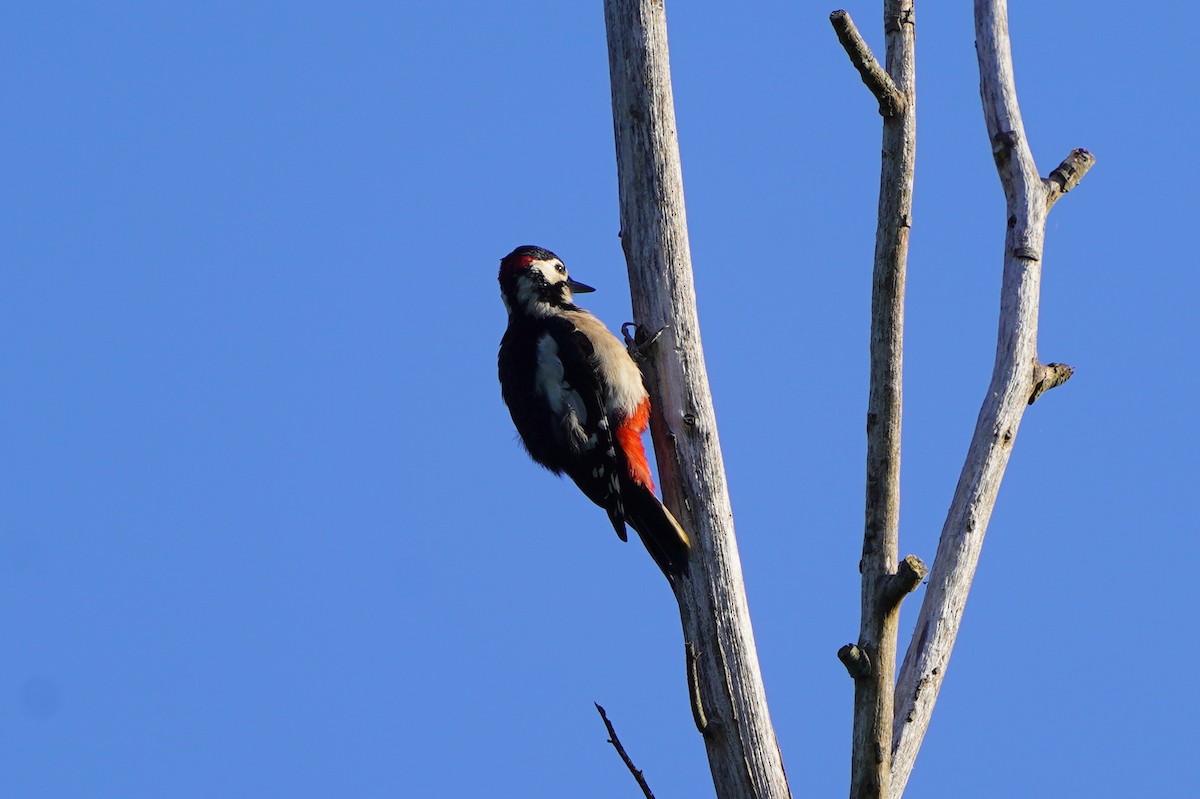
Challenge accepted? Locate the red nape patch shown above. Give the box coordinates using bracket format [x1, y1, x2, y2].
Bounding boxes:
[499, 246, 559, 280]
[615, 398, 654, 491]
[498, 253, 533, 280]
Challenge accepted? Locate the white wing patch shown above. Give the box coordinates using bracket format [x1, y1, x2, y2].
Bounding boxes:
[535, 333, 589, 444]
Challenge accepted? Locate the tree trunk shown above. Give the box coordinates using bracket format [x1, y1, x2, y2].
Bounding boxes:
[604, 2, 792, 797]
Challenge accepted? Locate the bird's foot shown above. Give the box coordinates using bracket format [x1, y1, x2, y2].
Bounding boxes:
[621, 322, 669, 362]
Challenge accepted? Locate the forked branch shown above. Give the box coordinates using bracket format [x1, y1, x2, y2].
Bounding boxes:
[888, 3, 1093, 796]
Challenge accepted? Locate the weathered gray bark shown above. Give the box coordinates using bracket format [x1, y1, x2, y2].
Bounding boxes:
[603, 1, 791, 797]
[887, 2, 1093, 796]
[830, 5, 924, 799]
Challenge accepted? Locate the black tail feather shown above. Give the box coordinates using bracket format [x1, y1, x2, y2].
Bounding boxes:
[620, 479, 691, 580]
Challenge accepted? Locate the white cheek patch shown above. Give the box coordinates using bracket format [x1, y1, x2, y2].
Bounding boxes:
[530, 260, 566, 287]
[515, 260, 570, 317]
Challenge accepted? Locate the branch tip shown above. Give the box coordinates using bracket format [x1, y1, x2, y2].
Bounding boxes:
[595, 702, 657, 799]
[899, 553, 928, 582]
[1046, 148, 1096, 206]
[1029, 362, 1075, 405]
[838, 643, 873, 679]
[829, 9, 907, 117]
[881, 554, 929, 609]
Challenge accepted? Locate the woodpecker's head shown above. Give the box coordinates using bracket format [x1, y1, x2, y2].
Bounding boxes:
[498, 245, 595, 318]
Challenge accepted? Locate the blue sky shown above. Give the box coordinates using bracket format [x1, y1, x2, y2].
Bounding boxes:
[3, 2, 1195, 797]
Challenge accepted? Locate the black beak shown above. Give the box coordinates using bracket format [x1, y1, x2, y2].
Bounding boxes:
[566, 277, 596, 294]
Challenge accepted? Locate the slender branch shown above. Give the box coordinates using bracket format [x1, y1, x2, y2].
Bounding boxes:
[830, 10, 907, 117]
[832, 3, 916, 799]
[603, 2, 791, 798]
[889, 3, 1092, 795]
[596, 703, 657, 799]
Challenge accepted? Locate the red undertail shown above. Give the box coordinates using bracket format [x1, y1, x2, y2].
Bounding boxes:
[614, 397, 654, 490]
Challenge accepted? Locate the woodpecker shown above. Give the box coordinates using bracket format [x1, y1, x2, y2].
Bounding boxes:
[497, 245, 690, 580]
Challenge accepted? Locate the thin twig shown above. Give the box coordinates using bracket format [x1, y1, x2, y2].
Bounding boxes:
[595, 703, 656, 799]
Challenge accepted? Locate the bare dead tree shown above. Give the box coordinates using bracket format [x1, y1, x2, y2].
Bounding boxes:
[598, 1, 1091, 798]
[835, 2, 1092, 797]
[604, 2, 791, 798]
[888, 2, 1093, 794]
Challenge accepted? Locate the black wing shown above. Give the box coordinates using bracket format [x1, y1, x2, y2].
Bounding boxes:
[539, 316, 628, 541]
[499, 315, 628, 540]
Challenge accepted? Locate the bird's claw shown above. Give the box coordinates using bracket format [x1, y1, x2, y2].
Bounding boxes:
[622, 323, 669, 361]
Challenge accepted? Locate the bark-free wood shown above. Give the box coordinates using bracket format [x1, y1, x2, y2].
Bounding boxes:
[603, 2, 791, 797]
[888, 3, 1092, 795]
[830, 5, 919, 799]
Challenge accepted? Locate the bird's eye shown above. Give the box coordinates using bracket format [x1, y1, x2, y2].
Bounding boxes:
[555, 263, 566, 274]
